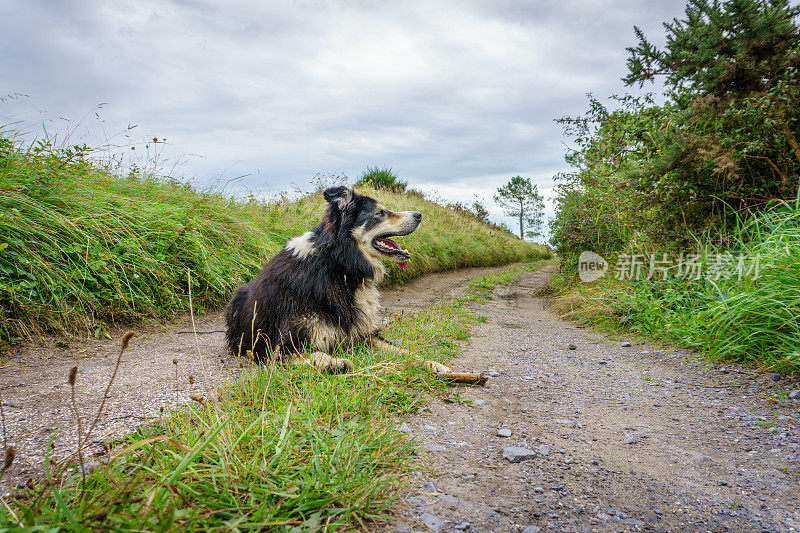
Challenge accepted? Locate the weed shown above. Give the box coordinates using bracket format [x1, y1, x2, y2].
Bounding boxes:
[770, 385, 789, 401]
[442, 391, 473, 406]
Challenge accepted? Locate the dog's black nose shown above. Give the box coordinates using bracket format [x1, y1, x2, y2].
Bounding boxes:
[412, 212, 422, 221]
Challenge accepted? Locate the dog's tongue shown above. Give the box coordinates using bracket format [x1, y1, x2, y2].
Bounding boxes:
[376, 237, 410, 268]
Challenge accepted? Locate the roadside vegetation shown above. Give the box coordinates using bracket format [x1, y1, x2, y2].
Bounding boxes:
[549, 0, 800, 372]
[0, 262, 546, 531]
[0, 138, 549, 348]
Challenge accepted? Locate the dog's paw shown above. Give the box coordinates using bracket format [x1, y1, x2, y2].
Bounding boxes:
[306, 352, 352, 373]
[423, 360, 451, 375]
[328, 356, 353, 373]
[395, 347, 411, 358]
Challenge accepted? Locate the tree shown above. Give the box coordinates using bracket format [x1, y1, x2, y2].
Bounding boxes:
[550, 0, 800, 277]
[622, 0, 800, 221]
[494, 176, 545, 239]
[471, 201, 490, 223]
[624, 0, 800, 98]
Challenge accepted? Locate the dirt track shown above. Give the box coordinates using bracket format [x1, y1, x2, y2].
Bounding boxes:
[0, 264, 507, 492]
[1, 265, 799, 532]
[390, 265, 800, 532]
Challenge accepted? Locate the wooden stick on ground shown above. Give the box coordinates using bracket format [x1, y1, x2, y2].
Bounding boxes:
[439, 372, 488, 386]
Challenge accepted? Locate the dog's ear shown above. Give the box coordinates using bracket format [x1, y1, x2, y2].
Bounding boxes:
[323, 186, 353, 210]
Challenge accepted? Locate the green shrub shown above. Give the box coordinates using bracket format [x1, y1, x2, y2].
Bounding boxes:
[354, 166, 407, 192]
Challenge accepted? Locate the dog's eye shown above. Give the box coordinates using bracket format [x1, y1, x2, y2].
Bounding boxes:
[375, 210, 386, 218]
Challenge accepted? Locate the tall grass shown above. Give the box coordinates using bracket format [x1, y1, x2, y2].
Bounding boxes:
[0, 136, 549, 346]
[553, 199, 800, 372]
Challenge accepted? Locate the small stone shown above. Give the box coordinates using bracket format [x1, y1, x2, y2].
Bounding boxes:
[78, 459, 101, 475]
[597, 512, 611, 521]
[418, 513, 445, 532]
[538, 444, 550, 456]
[454, 521, 471, 532]
[598, 360, 608, 365]
[788, 390, 800, 400]
[772, 374, 782, 382]
[497, 428, 512, 437]
[472, 399, 486, 406]
[522, 526, 541, 533]
[622, 518, 645, 526]
[621, 342, 632, 347]
[423, 424, 437, 431]
[425, 443, 446, 452]
[398, 423, 412, 433]
[653, 508, 662, 515]
[624, 433, 638, 444]
[426, 481, 437, 492]
[392, 523, 412, 533]
[568, 343, 577, 350]
[534, 486, 544, 493]
[502, 446, 536, 463]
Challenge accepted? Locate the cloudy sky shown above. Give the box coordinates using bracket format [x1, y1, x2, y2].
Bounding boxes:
[0, 0, 685, 235]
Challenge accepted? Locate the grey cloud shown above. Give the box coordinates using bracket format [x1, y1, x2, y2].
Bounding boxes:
[1, 0, 686, 230]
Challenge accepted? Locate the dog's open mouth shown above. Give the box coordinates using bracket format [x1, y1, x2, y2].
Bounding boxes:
[372, 236, 411, 268]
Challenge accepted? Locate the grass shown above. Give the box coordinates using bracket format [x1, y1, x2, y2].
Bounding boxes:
[0, 135, 550, 347]
[0, 261, 547, 531]
[552, 198, 800, 373]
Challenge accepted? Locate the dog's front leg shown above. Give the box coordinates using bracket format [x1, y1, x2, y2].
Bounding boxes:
[368, 337, 452, 375]
[298, 351, 352, 373]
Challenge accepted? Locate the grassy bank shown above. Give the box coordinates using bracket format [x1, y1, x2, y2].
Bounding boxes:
[0, 262, 546, 531]
[553, 200, 800, 373]
[0, 137, 549, 346]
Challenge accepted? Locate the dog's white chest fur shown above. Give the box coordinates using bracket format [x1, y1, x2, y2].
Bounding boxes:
[306, 278, 381, 352]
[352, 279, 381, 338]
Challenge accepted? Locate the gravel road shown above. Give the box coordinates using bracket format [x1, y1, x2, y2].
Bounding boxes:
[389, 265, 800, 532]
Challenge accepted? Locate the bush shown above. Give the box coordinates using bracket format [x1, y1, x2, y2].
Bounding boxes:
[354, 166, 408, 192]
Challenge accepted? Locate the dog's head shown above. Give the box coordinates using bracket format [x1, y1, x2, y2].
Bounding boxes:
[323, 186, 421, 269]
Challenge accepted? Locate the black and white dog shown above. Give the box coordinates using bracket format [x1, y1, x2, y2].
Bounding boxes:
[225, 186, 451, 374]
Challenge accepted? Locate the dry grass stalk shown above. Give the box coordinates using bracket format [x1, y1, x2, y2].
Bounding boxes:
[61, 331, 134, 471]
[187, 268, 211, 394]
[67, 365, 87, 495]
[0, 381, 8, 449]
[173, 357, 179, 404]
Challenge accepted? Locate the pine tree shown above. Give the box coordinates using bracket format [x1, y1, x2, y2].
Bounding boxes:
[624, 0, 800, 98]
[494, 176, 545, 239]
